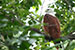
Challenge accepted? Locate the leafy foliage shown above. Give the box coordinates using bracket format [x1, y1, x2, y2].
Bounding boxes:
[0, 0, 75, 50]
[55, 0, 75, 36]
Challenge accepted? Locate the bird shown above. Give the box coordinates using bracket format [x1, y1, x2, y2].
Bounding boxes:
[43, 13, 61, 50]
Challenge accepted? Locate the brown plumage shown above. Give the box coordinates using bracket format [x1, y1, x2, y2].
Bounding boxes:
[43, 14, 60, 39]
[43, 14, 61, 50]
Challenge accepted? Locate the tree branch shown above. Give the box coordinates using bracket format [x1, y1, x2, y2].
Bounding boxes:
[61, 31, 75, 40]
[1, 10, 75, 41]
[29, 15, 41, 23]
[30, 27, 75, 41]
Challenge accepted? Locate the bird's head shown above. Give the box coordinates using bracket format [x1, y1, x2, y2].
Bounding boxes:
[45, 8, 52, 14]
[45, 8, 55, 16]
[46, 8, 51, 13]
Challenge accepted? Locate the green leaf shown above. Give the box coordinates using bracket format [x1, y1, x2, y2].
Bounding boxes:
[19, 41, 30, 50]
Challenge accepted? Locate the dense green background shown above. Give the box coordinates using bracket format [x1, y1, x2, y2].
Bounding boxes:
[0, 0, 75, 50]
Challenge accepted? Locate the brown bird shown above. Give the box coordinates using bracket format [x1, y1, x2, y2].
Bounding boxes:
[43, 14, 61, 50]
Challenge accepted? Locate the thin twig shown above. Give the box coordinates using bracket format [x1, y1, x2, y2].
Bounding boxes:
[29, 15, 41, 23]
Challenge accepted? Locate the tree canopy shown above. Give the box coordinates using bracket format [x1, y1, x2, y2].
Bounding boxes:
[0, 0, 75, 50]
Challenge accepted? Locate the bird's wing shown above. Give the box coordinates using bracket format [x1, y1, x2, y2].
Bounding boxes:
[54, 17, 60, 33]
[47, 15, 60, 34]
